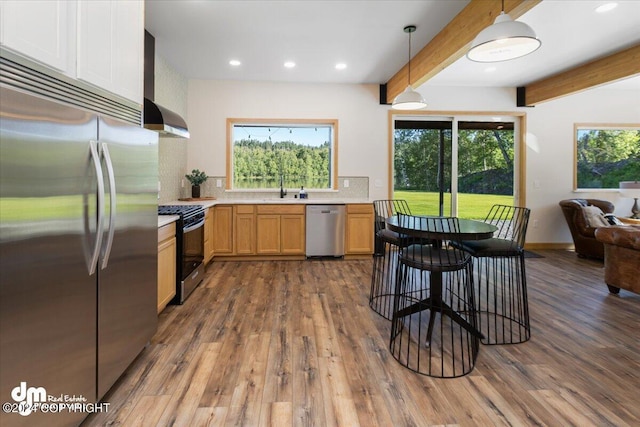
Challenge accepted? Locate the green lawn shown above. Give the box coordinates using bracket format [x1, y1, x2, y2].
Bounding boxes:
[393, 190, 513, 219]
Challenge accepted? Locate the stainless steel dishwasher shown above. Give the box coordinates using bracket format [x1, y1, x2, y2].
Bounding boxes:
[306, 204, 346, 257]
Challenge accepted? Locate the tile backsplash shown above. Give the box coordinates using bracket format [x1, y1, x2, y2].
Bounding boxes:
[158, 140, 370, 202]
[158, 137, 188, 203]
[155, 51, 189, 204]
[191, 176, 369, 200]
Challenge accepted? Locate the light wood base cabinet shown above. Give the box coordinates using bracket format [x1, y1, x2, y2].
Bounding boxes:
[256, 205, 305, 255]
[281, 214, 306, 254]
[256, 214, 280, 254]
[345, 203, 374, 256]
[212, 205, 234, 254]
[210, 203, 370, 260]
[203, 208, 214, 264]
[235, 205, 256, 255]
[157, 223, 176, 314]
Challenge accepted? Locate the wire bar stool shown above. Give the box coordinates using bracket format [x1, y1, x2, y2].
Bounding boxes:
[390, 215, 480, 378]
[370, 200, 413, 320]
[454, 205, 531, 345]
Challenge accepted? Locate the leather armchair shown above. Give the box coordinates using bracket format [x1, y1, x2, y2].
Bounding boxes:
[595, 225, 640, 295]
[559, 199, 614, 259]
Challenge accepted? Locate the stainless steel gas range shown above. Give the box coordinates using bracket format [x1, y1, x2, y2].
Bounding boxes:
[158, 205, 206, 304]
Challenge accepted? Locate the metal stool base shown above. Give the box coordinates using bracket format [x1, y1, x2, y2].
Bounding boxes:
[370, 241, 399, 320]
[390, 258, 480, 378]
[473, 254, 530, 345]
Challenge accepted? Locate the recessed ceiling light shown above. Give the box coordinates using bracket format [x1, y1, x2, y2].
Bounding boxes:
[595, 2, 618, 13]
[284, 61, 296, 68]
[229, 59, 241, 66]
[484, 66, 497, 73]
[335, 63, 347, 70]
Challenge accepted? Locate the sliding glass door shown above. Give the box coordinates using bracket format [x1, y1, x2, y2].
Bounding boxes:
[393, 115, 519, 219]
[394, 119, 452, 216]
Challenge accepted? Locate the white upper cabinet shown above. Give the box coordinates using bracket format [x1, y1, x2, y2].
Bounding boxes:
[0, 0, 76, 73]
[77, 0, 144, 104]
[1, 0, 144, 105]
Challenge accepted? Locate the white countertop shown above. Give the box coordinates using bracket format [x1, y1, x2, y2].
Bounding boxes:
[158, 215, 179, 228]
[161, 198, 371, 208]
[158, 199, 372, 228]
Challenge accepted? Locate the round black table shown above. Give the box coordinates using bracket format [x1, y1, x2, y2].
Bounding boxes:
[386, 215, 497, 241]
[385, 215, 498, 339]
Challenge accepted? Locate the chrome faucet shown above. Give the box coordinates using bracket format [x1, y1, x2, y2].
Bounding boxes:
[279, 175, 287, 198]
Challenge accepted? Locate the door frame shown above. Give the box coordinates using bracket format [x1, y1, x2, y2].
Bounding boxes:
[388, 110, 527, 213]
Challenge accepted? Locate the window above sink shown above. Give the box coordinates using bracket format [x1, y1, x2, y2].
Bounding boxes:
[226, 118, 339, 191]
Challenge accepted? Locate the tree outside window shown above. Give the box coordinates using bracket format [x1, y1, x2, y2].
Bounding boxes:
[393, 119, 515, 218]
[575, 124, 640, 189]
[227, 119, 338, 190]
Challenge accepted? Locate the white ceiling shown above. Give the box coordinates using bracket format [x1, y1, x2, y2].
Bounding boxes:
[145, 0, 640, 92]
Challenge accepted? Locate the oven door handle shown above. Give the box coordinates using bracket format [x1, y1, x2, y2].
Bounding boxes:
[183, 218, 205, 233]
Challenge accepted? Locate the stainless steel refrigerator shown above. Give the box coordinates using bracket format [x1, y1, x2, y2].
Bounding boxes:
[0, 86, 158, 426]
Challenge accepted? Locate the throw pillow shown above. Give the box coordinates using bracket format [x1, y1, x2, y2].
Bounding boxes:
[582, 205, 610, 228]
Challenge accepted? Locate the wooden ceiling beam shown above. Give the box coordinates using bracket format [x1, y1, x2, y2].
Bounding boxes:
[518, 44, 640, 106]
[382, 0, 542, 104]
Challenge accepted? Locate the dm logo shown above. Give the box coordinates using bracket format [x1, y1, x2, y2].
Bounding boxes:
[11, 382, 46, 416]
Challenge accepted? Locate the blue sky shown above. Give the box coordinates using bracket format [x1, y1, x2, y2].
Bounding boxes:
[234, 125, 331, 147]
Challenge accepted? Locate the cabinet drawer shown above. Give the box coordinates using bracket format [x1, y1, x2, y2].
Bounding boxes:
[257, 204, 305, 215]
[158, 223, 176, 243]
[235, 204, 255, 214]
[347, 204, 374, 214]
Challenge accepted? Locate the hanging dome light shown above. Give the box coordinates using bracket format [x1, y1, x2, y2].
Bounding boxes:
[392, 25, 427, 110]
[392, 86, 428, 110]
[467, 1, 541, 62]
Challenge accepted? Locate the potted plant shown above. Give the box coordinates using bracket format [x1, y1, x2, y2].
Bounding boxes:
[185, 169, 208, 198]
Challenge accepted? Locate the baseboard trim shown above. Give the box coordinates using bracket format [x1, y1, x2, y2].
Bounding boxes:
[212, 255, 306, 262]
[524, 243, 574, 251]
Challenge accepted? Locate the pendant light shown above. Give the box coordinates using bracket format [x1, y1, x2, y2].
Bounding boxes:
[467, 0, 541, 62]
[392, 25, 427, 110]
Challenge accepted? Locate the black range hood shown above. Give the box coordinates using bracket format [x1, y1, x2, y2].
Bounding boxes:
[144, 30, 190, 139]
[143, 98, 190, 138]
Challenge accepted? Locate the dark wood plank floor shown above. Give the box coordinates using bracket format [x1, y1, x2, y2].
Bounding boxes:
[82, 250, 640, 426]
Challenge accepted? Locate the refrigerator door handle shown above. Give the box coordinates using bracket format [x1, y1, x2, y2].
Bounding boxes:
[100, 142, 117, 269]
[87, 140, 105, 275]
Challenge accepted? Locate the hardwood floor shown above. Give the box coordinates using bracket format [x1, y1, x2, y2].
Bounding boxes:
[82, 250, 640, 426]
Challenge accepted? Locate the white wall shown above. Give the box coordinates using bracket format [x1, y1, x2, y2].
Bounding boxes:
[523, 87, 640, 244]
[187, 80, 388, 187]
[186, 79, 639, 245]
